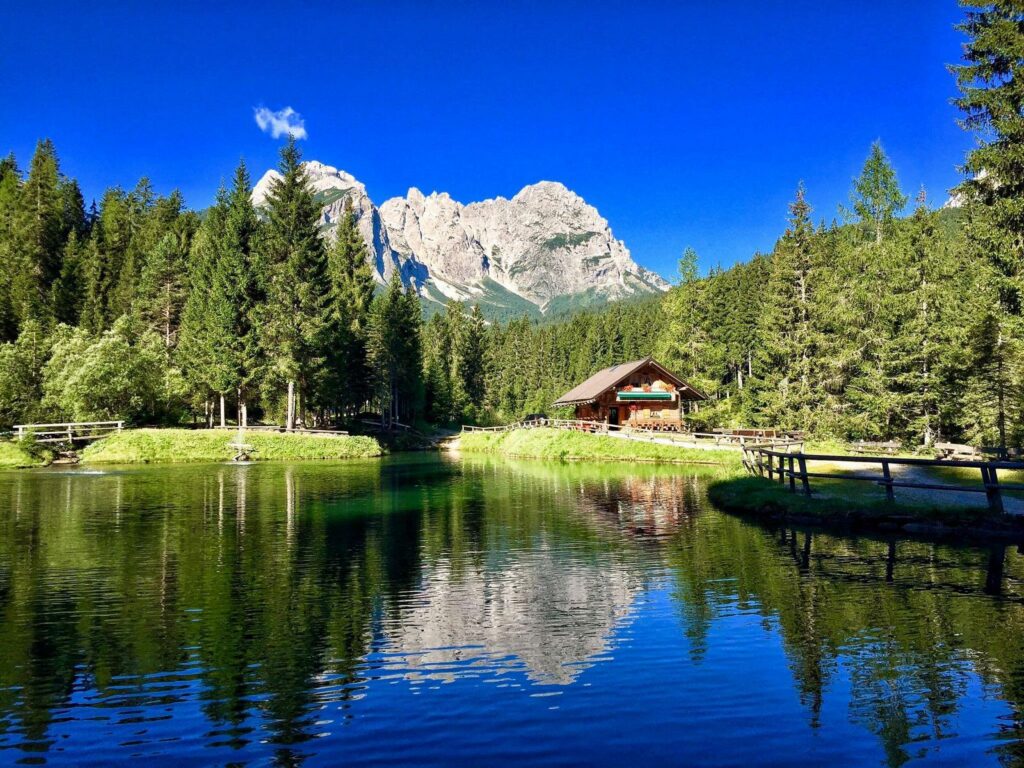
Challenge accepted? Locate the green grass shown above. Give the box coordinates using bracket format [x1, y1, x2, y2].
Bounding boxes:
[458, 427, 743, 467]
[80, 428, 384, 464]
[0, 440, 53, 468]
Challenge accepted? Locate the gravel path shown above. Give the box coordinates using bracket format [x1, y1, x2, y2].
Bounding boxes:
[807, 459, 1024, 515]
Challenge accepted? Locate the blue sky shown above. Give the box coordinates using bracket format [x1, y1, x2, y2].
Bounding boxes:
[1, 1, 970, 280]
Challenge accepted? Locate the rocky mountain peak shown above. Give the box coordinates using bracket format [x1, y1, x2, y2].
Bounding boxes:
[252, 161, 668, 317]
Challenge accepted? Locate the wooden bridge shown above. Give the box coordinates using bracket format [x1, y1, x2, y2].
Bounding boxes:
[14, 421, 124, 444]
[743, 444, 1024, 515]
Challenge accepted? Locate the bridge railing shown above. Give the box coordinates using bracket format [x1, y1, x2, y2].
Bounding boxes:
[742, 445, 1024, 514]
[13, 421, 124, 444]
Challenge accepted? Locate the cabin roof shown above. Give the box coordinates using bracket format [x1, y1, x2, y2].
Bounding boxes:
[552, 357, 707, 406]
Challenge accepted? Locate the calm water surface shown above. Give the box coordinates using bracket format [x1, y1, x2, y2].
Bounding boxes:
[1, 454, 1024, 766]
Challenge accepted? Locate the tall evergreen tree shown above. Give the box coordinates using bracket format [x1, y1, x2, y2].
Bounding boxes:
[0, 154, 21, 341]
[752, 184, 822, 429]
[326, 198, 376, 417]
[177, 216, 222, 422]
[255, 138, 333, 429]
[848, 141, 907, 243]
[952, 0, 1024, 448]
[367, 272, 423, 426]
[12, 139, 65, 328]
[138, 231, 189, 347]
[207, 160, 263, 425]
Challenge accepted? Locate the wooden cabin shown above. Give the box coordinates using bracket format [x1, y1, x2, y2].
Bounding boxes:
[553, 357, 706, 430]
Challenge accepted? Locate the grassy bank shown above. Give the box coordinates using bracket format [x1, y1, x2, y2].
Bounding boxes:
[457, 428, 743, 467]
[0, 440, 53, 468]
[81, 428, 384, 464]
[707, 476, 1024, 540]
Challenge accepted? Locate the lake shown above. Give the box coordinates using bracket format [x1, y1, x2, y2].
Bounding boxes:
[1, 454, 1023, 766]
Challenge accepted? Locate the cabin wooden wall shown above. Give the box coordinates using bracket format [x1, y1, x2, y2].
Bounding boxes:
[573, 362, 684, 427]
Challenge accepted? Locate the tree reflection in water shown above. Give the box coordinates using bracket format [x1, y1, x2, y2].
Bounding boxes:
[0, 455, 1022, 766]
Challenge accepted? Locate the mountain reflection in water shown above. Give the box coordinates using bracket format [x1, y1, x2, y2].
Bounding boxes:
[0, 454, 1023, 766]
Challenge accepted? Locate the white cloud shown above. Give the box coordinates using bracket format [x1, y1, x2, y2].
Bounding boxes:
[253, 106, 308, 140]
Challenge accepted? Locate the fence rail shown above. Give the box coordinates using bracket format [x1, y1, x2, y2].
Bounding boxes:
[461, 419, 803, 451]
[13, 421, 124, 444]
[211, 425, 350, 436]
[742, 445, 1024, 514]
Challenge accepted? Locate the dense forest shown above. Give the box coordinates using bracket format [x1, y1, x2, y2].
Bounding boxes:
[0, 1, 1022, 448]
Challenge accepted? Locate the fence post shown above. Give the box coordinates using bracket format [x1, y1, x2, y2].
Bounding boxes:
[881, 460, 895, 502]
[983, 464, 1005, 515]
[777, 454, 786, 485]
[798, 456, 811, 497]
[788, 455, 796, 493]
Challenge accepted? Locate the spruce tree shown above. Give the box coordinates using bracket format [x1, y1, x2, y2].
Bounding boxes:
[138, 231, 189, 347]
[208, 161, 262, 425]
[256, 138, 333, 429]
[952, 0, 1024, 447]
[0, 154, 21, 341]
[12, 139, 65, 328]
[177, 214, 222, 421]
[326, 198, 376, 417]
[367, 272, 423, 426]
[752, 184, 821, 430]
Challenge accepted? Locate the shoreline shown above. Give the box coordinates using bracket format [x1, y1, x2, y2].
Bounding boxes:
[708, 476, 1024, 543]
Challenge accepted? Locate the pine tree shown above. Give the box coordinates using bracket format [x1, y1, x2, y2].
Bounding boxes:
[752, 184, 821, 429]
[659, 248, 717, 398]
[326, 197, 376, 417]
[0, 154, 21, 341]
[138, 232, 189, 347]
[952, 0, 1024, 447]
[208, 160, 263, 426]
[177, 216, 222, 421]
[12, 139, 65, 328]
[255, 138, 333, 429]
[461, 304, 487, 408]
[81, 188, 133, 332]
[848, 141, 907, 243]
[367, 273, 423, 426]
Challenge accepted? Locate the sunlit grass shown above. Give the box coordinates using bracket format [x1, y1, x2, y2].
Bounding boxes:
[81, 428, 384, 464]
[0, 440, 52, 468]
[458, 428, 744, 467]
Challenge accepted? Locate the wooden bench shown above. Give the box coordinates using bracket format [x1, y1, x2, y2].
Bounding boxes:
[934, 442, 983, 461]
[850, 440, 901, 456]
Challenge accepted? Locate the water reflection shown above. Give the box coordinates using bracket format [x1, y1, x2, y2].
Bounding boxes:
[0, 457, 1023, 765]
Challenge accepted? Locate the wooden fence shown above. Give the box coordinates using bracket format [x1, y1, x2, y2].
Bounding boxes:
[742, 445, 1024, 514]
[13, 421, 124, 444]
[462, 419, 803, 451]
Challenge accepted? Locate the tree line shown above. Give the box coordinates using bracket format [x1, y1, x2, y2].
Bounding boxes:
[475, 1, 1024, 449]
[1, 1, 1021, 447]
[0, 138, 433, 430]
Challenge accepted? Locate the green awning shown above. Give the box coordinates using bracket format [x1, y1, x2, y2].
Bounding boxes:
[616, 391, 673, 401]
